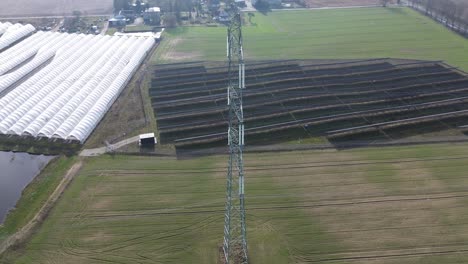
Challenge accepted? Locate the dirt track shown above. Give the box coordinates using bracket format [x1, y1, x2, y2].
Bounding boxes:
[0, 160, 83, 256]
[0, 0, 113, 17]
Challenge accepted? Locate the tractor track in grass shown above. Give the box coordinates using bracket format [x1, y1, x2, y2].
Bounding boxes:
[73, 191, 468, 219]
[97, 153, 468, 173]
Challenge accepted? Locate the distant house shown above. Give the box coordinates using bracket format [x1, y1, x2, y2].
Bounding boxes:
[132, 2, 147, 14]
[252, 0, 281, 8]
[235, 0, 247, 7]
[266, 0, 282, 7]
[108, 15, 126, 27]
[218, 10, 230, 22]
[120, 9, 136, 19]
[143, 7, 161, 25]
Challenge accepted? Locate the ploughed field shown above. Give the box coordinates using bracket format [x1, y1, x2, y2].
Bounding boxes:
[0, 0, 113, 17]
[151, 59, 468, 148]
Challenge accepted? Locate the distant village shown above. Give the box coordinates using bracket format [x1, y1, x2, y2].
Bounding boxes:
[109, 0, 298, 29]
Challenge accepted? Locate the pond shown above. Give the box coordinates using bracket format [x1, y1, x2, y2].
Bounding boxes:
[0, 151, 55, 224]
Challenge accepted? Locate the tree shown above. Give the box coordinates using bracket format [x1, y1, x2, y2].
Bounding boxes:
[444, 0, 458, 26]
[425, 0, 435, 16]
[135, 0, 143, 14]
[114, 0, 129, 13]
[247, 12, 255, 24]
[164, 13, 177, 27]
[254, 0, 270, 14]
[381, 0, 390, 7]
[173, 0, 182, 21]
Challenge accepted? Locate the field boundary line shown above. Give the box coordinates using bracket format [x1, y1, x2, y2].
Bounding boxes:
[0, 159, 83, 256]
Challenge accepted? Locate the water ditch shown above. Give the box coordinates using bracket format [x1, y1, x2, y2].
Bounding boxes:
[0, 151, 54, 224]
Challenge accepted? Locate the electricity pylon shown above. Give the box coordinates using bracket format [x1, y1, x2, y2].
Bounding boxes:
[222, 10, 248, 264]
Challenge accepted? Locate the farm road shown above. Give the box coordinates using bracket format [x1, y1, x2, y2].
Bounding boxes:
[80, 135, 140, 156]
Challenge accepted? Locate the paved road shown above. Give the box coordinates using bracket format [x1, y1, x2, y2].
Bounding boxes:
[80, 136, 140, 156]
[100, 20, 109, 35]
[51, 18, 63, 32]
[134, 17, 144, 25]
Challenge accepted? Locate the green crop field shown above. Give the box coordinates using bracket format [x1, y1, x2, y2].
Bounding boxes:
[6, 143, 468, 263]
[152, 7, 468, 71]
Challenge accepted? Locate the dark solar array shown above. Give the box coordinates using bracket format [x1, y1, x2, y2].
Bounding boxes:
[151, 60, 468, 147]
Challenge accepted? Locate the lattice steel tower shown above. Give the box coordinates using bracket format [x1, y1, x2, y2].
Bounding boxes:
[222, 10, 248, 264]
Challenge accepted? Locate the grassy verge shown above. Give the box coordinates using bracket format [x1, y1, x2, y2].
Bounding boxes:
[124, 25, 154, 32]
[0, 156, 75, 243]
[142, 66, 158, 137]
[105, 28, 117, 36]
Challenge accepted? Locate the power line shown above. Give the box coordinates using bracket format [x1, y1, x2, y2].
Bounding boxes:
[223, 8, 249, 264]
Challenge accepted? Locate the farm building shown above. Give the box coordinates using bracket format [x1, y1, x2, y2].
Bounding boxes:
[139, 133, 156, 146]
[108, 15, 127, 27]
[143, 7, 161, 25]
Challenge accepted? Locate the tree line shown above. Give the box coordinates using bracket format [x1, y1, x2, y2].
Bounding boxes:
[114, 0, 202, 27]
[407, 0, 468, 33]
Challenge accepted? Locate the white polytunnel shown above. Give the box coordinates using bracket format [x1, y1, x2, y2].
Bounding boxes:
[0, 23, 36, 51]
[0, 22, 13, 35]
[0, 27, 155, 143]
[0, 31, 56, 76]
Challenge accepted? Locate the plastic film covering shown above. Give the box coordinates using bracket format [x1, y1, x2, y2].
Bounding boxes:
[0, 23, 35, 51]
[0, 31, 155, 143]
[5, 35, 103, 135]
[68, 37, 155, 141]
[0, 22, 13, 35]
[0, 33, 77, 95]
[0, 31, 53, 76]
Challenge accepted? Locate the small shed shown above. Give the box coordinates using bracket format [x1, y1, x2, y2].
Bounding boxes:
[139, 133, 157, 146]
[109, 15, 127, 27]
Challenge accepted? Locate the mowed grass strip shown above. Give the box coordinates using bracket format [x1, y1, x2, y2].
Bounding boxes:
[152, 7, 468, 71]
[6, 143, 468, 263]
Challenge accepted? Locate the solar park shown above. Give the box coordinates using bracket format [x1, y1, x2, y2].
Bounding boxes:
[6, 5, 468, 264]
[152, 59, 468, 149]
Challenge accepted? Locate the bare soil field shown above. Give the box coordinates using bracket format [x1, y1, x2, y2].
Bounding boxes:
[304, 0, 383, 8]
[0, 0, 113, 17]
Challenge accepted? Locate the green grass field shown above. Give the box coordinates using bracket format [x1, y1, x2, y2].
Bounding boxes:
[6, 143, 468, 263]
[5, 6, 468, 264]
[152, 7, 468, 71]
